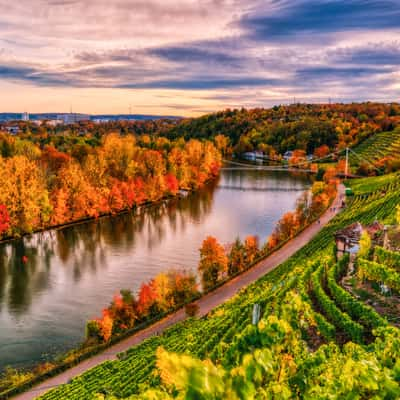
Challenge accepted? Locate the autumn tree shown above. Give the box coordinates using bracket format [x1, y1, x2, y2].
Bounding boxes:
[214, 134, 230, 156]
[167, 269, 198, 305]
[97, 310, 113, 342]
[0, 204, 10, 236]
[198, 236, 228, 290]
[137, 281, 158, 317]
[313, 145, 330, 158]
[0, 156, 51, 234]
[228, 238, 245, 276]
[244, 235, 259, 264]
[108, 291, 137, 333]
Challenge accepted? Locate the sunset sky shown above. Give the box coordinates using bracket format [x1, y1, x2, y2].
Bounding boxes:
[0, 0, 399, 116]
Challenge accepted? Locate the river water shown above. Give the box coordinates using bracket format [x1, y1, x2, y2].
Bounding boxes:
[0, 169, 310, 370]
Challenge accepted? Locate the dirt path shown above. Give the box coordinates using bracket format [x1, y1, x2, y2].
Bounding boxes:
[15, 184, 345, 400]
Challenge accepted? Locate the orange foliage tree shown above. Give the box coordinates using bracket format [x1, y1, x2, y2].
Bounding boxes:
[0, 134, 222, 238]
[198, 236, 228, 290]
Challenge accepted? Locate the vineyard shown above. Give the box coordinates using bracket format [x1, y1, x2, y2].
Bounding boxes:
[349, 128, 400, 169]
[33, 170, 400, 398]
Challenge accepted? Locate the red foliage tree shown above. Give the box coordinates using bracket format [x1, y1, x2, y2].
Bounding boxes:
[164, 173, 179, 195]
[0, 204, 10, 236]
[137, 282, 158, 317]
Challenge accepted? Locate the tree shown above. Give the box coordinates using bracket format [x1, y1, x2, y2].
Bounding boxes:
[313, 145, 330, 158]
[97, 310, 113, 342]
[0, 156, 51, 234]
[214, 134, 230, 156]
[108, 291, 137, 332]
[164, 173, 179, 195]
[152, 273, 173, 313]
[198, 236, 228, 290]
[0, 204, 10, 236]
[137, 282, 158, 317]
[167, 269, 199, 305]
[244, 235, 259, 264]
[228, 238, 245, 276]
[358, 230, 372, 259]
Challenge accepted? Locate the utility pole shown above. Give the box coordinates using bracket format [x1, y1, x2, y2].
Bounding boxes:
[345, 147, 349, 179]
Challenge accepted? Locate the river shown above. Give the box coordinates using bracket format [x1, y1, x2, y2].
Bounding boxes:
[0, 169, 310, 370]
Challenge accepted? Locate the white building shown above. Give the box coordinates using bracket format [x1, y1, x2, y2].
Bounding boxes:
[21, 112, 29, 121]
[57, 113, 90, 124]
[46, 119, 64, 127]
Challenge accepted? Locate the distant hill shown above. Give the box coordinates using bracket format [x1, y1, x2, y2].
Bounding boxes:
[0, 113, 181, 122]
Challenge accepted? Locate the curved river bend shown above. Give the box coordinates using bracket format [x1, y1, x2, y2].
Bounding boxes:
[0, 169, 309, 370]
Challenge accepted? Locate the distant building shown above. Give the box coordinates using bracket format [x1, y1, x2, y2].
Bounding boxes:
[46, 119, 64, 127]
[21, 112, 29, 121]
[5, 126, 20, 135]
[283, 151, 293, 161]
[243, 151, 257, 161]
[57, 113, 90, 124]
[93, 118, 111, 124]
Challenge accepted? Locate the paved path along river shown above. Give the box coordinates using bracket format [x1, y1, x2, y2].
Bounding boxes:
[16, 183, 345, 400]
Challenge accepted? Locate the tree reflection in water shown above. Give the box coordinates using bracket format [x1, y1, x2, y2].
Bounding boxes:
[0, 177, 217, 317]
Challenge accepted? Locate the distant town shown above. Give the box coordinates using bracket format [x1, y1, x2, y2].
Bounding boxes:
[0, 112, 181, 135]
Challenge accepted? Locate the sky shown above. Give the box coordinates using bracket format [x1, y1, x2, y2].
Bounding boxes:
[0, 0, 399, 116]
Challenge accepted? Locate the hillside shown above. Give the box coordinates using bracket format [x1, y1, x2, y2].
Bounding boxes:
[164, 103, 400, 155]
[36, 173, 400, 398]
[349, 128, 400, 174]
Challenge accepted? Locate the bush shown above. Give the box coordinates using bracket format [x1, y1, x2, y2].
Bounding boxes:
[185, 303, 199, 317]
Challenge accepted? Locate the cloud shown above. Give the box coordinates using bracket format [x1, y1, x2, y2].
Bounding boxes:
[0, 0, 399, 115]
[118, 76, 282, 90]
[296, 66, 392, 81]
[331, 42, 400, 65]
[240, 0, 400, 41]
[150, 45, 241, 67]
[0, 64, 75, 86]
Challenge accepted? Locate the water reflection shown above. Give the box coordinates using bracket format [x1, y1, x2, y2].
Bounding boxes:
[0, 178, 218, 318]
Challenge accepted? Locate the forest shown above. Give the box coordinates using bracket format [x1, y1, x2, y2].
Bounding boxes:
[0, 133, 222, 239]
[6, 103, 400, 155]
[164, 102, 400, 154]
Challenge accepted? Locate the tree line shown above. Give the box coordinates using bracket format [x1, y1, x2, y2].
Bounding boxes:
[0, 134, 222, 239]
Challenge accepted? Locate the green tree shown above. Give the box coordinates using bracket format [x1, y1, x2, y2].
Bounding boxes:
[358, 230, 372, 259]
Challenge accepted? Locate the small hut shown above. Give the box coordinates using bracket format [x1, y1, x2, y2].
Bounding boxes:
[335, 221, 385, 259]
[334, 222, 363, 259]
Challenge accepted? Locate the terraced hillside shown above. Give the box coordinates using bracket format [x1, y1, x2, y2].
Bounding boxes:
[349, 128, 400, 168]
[34, 173, 400, 398]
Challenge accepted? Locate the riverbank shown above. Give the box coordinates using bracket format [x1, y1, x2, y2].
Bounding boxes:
[11, 183, 345, 400]
[0, 181, 212, 246]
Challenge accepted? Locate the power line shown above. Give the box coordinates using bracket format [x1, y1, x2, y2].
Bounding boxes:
[347, 147, 382, 173]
